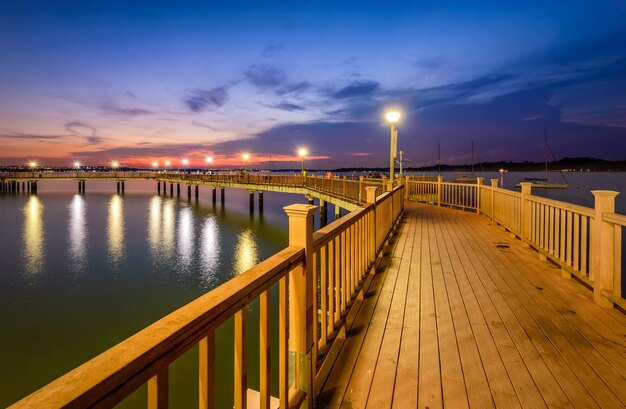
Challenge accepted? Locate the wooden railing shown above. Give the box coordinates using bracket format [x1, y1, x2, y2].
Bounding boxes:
[406, 176, 625, 310]
[10, 185, 405, 408]
[1, 172, 391, 205]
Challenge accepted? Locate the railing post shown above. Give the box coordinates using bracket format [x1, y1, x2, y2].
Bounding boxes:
[437, 175, 443, 206]
[405, 176, 410, 199]
[490, 179, 499, 219]
[366, 186, 378, 267]
[342, 176, 347, 197]
[382, 176, 388, 192]
[476, 177, 484, 213]
[520, 182, 533, 242]
[283, 204, 317, 407]
[591, 190, 619, 308]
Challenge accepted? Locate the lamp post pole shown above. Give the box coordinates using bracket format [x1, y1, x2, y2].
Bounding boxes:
[386, 112, 400, 186]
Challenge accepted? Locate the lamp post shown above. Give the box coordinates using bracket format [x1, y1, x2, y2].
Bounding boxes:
[74, 161, 81, 177]
[112, 161, 119, 177]
[206, 156, 213, 173]
[165, 160, 171, 173]
[386, 111, 400, 185]
[398, 150, 405, 178]
[298, 148, 307, 177]
[152, 161, 159, 172]
[243, 153, 250, 173]
[29, 161, 37, 177]
[499, 168, 505, 188]
[182, 158, 189, 173]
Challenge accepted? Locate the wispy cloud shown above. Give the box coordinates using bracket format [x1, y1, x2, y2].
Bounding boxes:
[245, 64, 286, 90]
[184, 87, 229, 112]
[262, 41, 284, 58]
[267, 102, 306, 112]
[331, 80, 380, 99]
[102, 101, 153, 117]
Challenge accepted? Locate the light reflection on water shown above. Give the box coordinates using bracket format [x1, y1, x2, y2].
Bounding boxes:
[68, 195, 87, 273]
[22, 196, 44, 279]
[178, 207, 194, 268]
[162, 199, 175, 256]
[200, 215, 220, 288]
[148, 196, 161, 253]
[107, 195, 125, 265]
[233, 228, 259, 275]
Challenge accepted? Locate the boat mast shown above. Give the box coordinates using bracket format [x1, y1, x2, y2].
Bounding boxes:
[437, 139, 441, 176]
[471, 140, 474, 176]
[543, 128, 548, 179]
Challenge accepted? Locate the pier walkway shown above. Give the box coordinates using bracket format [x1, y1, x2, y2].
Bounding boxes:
[319, 202, 626, 409]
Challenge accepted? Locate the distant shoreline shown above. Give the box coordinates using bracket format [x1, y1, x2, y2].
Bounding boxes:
[1, 157, 626, 173]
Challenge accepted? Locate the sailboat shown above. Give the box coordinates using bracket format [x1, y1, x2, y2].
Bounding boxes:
[516, 129, 568, 189]
[454, 140, 477, 183]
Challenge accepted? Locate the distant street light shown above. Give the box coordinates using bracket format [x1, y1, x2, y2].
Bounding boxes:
[206, 156, 213, 173]
[152, 161, 159, 171]
[386, 111, 401, 185]
[298, 148, 307, 176]
[499, 168, 505, 188]
[165, 160, 171, 172]
[112, 161, 119, 169]
[74, 162, 81, 169]
[242, 153, 250, 173]
[29, 161, 37, 177]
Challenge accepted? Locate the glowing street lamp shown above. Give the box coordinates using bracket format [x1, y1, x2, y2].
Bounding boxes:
[385, 111, 401, 185]
[29, 161, 37, 177]
[152, 161, 159, 171]
[499, 168, 505, 188]
[298, 148, 307, 176]
[112, 161, 119, 169]
[242, 153, 250, 173]
[74, 161, 81, 169]
[206, 156, 213, 172]
[165, 160, 171, 172]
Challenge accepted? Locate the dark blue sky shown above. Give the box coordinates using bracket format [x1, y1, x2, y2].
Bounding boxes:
[1, 0, 625, 168]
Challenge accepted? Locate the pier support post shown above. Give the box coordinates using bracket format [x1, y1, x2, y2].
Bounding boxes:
[176, 183, 180, 197]
[520, 182, 533, 243]
[17, 181, 20, 192]
[283, 203, 317, 408]
[258, 191, 263, 212]
[187, 185, 192, 200]
[32, 182, 37, 194]
[170, 183, 173, 196]
[162, 181, 166, 193]
[220, 187, 225, 204]
[592, 190, 619, 308]
[195, 185, 199, 199]
[335, 204, 341, 220]
[158, 182, 161, 194]
[249, 190, 254, 211]
[320, 199, 327, 227]
[212, 187, 216, 204]
[78, 181, 82, 193]
[121, 181, 125, 194]
[117, 181, 120, 194]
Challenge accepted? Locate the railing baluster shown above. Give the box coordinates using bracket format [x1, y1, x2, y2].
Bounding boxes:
[260, 290, 270, 409]
[148, 367, 168, 409]
[199, 329, 215, 409]
[321, 245, 328, 346]
[279, 275, 289, 409]
[234, 308, 248, 409]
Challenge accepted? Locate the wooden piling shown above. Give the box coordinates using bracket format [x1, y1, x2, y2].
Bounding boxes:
[258, 191, 263, 212]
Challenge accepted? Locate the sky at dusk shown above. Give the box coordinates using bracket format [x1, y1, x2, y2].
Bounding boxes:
[1, 0, 625, 169]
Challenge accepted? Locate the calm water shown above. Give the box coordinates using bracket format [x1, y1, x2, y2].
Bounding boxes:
[1, 173, 625, 406]
[0, 180, 334, 407]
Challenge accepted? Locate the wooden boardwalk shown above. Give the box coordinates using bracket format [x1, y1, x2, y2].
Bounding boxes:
[318, 202, 626, 409]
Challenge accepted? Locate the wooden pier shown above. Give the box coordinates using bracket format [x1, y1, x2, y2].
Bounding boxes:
[6, 175, 626, 409]
[318, 202, 626, 408]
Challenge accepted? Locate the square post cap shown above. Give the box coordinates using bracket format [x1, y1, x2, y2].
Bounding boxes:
[283, 204, 318, 218]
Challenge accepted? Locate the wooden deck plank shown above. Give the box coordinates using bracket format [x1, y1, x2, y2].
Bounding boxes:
[466, 220, 626, 407]
[391, 214, 422, 409]
[429, 214, 470, 409]
[316, 202, 626, 409]
[443, 215, 574, 409]
[338, 217, 412, 408]
[441, 214, 549, 409]
[457, 214, 614, 408]
[366, 215, 418, 408]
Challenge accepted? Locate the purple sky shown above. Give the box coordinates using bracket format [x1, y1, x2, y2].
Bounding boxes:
[1, 0, 625, 168]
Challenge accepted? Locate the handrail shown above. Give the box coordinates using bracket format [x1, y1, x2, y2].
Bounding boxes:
[9, 180, 405, 408]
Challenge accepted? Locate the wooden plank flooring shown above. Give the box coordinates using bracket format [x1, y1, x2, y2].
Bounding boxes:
[317, 202, 626, 409]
